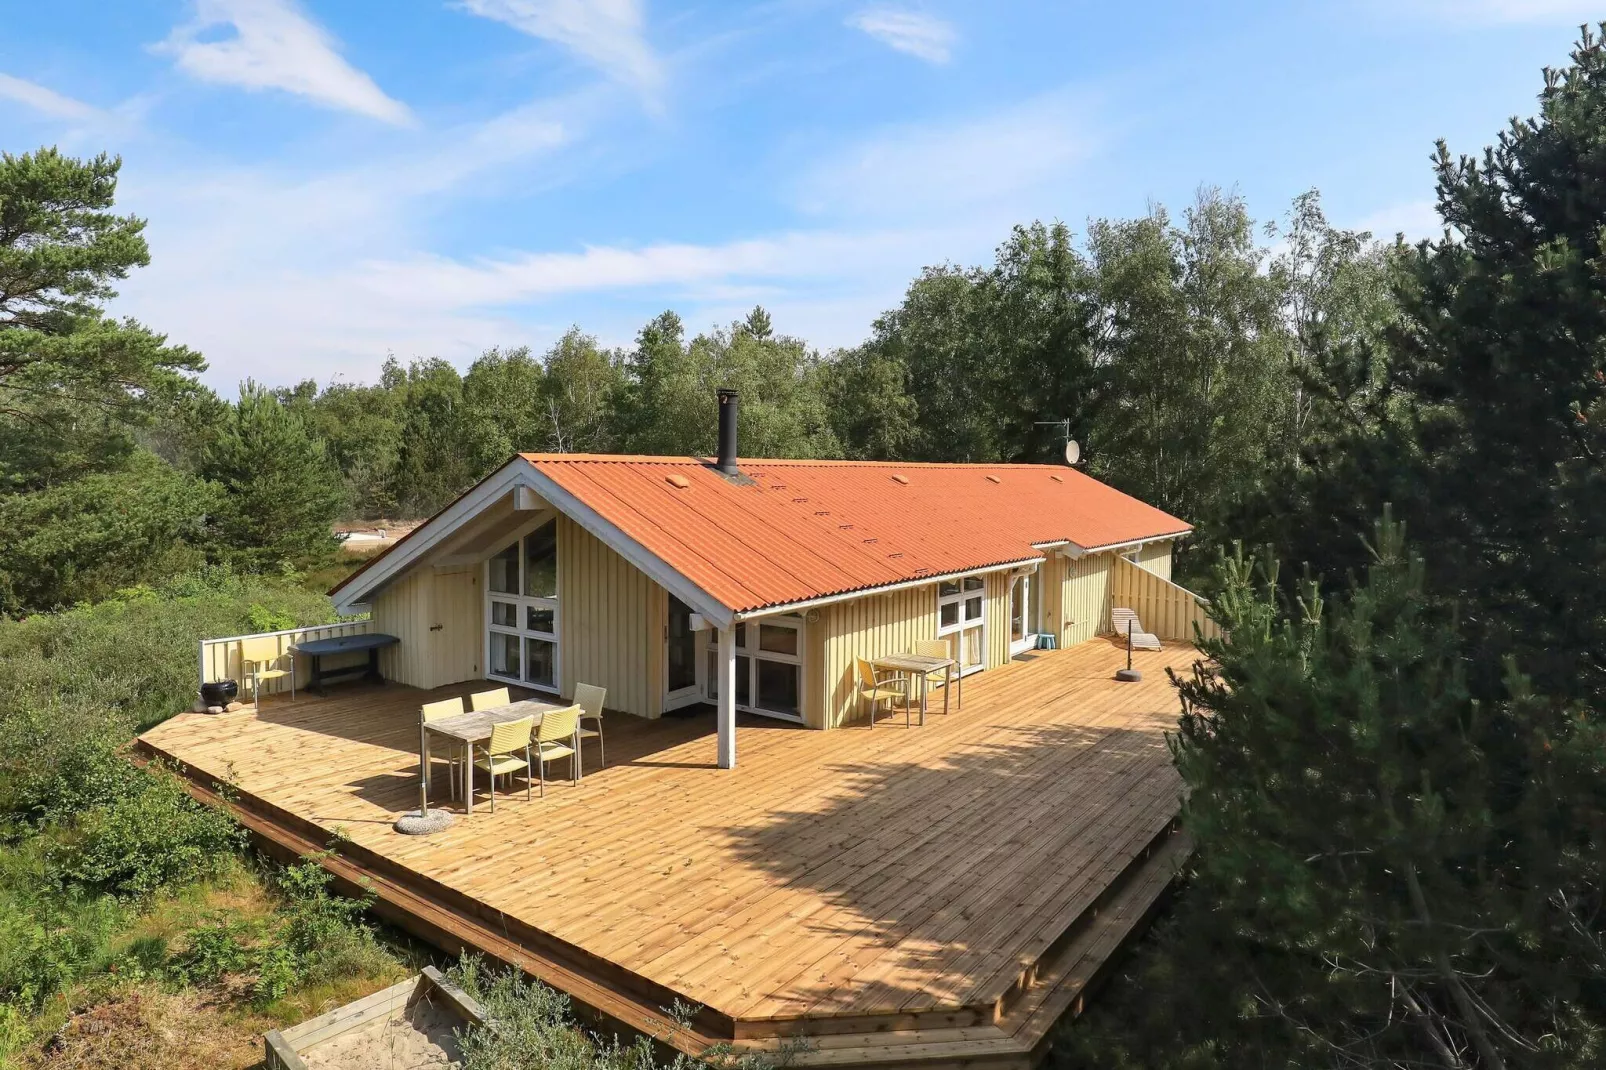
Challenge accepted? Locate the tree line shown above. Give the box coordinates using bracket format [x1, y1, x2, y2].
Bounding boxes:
[0, 143, 1397, 613]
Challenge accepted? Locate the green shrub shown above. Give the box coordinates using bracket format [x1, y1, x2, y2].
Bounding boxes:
[0, 568, 336, 731]
[165, 919, 255, 987]
[46, 767, 242, 899]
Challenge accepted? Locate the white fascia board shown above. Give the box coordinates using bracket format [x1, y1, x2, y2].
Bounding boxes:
[332, 459, 530, 614]
[1064, 531, 1191, 558]
[335, 457, 735, 629]
[734, 556, 1043, 623]
[517, 465, 735, 629]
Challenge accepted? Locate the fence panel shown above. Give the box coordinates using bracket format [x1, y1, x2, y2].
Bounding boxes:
[1109, 556, 1221, 644]
[199, 619, 373, 698]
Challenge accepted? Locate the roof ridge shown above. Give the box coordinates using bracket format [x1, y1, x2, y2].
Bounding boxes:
[520, 453, 1079, 471]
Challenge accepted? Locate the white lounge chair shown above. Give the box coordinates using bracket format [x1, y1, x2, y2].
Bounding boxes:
[1110, 608, 1162, 650]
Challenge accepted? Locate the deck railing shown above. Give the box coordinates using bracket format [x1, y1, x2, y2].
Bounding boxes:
[199, 619, 373, 698]
[1110, 555, 1222, 644]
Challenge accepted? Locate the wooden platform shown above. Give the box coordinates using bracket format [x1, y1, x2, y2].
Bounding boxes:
[138, 641, 1198, 1069]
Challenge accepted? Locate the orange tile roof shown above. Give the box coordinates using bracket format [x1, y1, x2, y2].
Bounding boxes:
[521, 454, 1190, 614]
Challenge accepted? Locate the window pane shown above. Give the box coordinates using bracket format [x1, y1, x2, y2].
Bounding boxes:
[523, 521, 558, 598]
[755, 659, 799, 716]
[526, 605, 555, 634]
[489, 543, 519, 594]
[491, 601, 517, 628]
[964, 595, 983, 621]
[735, 623, 747, 648]
[1011, 580, 1026, 641]
[525, 638, 556, 688]
[961, 627, 984, 669]
[1028, 572, 1041, 632]
[940, 601, 958, 628]
[738, 655, 751, 706]
[490, 631, 520, 677]
[706, 650, 718, 699]
[963, 575, 984, 592]
[939, 581, 960, 598]
[758, 624, 797, 656]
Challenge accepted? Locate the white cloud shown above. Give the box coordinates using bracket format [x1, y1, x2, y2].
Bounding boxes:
[795, 90, 1095, 220]
[847, 8, 956, 64]
[0, 72, 99, 120]
[156, 0, 411, 125]
[457, 0, 663, 99]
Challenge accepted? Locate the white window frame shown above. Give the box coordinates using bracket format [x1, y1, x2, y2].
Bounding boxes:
[937, 575, 988, 676]
[484, 521, 561, 694]
[1008, 566, 1042, 657]
[703, 616, 807, 723]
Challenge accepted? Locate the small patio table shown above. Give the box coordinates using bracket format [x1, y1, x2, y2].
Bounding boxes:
[870, 653, 960, 727]
[420, 698, 571, 816]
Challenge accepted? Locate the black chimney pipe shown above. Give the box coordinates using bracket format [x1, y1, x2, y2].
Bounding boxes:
[716, 389, 739, 474]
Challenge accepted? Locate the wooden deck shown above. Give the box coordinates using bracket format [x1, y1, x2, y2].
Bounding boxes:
[138, 640, 1198, 1068]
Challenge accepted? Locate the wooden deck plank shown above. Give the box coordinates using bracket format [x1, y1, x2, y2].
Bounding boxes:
[138, 640, 1193, 1063]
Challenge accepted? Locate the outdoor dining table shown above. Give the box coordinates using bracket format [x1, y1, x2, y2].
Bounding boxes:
[870, 652, 960, 727]
[419, 698, 569, 815]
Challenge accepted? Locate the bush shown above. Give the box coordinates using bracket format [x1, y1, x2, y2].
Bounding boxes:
[0, 568, 336, 731]
[47, 768, 243, 899]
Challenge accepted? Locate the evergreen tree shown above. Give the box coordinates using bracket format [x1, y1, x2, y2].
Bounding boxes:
[201, 383, 342, 571]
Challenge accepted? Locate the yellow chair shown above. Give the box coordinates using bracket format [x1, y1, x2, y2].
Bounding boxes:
[912, 640, 955, 713]
[472, 715, 534, 811]
[470, 687, 511, 712]
[854, 658, 907, 728]
[421, 697, 466, 798]
[532, 705, 580, 795]
[240, 636, 295, 707]
[572, 683, 607, 770]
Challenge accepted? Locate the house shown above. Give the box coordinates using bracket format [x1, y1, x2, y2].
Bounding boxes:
[327, 391, 1195, 767]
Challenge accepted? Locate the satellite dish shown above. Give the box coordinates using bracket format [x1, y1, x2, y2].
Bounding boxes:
[1064, 440, 1081, 466]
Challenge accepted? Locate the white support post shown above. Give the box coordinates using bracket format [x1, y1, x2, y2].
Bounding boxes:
[716, 625, 737, 769]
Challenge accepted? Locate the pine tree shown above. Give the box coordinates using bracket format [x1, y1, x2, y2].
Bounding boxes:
[201, 383, 342, 571]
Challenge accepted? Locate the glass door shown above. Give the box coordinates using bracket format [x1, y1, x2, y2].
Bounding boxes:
[1009, 571, 1039, 656]
[704, 618, 806, 723]
[485, 520, 559, 693]
[665, 596, 702, 710]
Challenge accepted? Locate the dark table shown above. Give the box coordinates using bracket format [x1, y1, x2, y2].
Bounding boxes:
[290, 633, 400, 695]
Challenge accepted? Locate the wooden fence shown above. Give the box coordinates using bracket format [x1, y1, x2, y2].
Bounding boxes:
[199, 619, 372, 698]
[1110, 555, 1221, 644]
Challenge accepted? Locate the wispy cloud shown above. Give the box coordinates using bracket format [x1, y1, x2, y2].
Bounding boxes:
[457, 0, 664, 100]
[0, 72, 99, 120]
[847, 8, 957, 64]
[156, 0, 412, 125]
[795, 89, 1094, 220]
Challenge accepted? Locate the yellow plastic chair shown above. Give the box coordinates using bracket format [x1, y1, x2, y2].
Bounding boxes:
[240, 636, 295, 706]
[421, 697, 466, 798]
[572, 683, 607, 771]
[532, 705, 580, 796]
[470, 687, 511, 712]
[912, 639, 955, 713]
[854, 658, 907, 728]
[472, 715, 534, 811]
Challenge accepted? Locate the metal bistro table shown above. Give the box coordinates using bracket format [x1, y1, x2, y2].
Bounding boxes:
[290, 632, 400, 695]
[420, 698, 572, 815]
[870, 652, 961, 727]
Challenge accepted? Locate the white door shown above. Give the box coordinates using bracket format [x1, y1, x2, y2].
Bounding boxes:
[938, 576, 987, 674]
[1009, 572, 1038, 656]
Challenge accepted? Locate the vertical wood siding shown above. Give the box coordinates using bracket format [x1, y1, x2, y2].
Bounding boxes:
[1059, 551, 1115, 646]
[1110, 555, 1220, 642]
[986, 571, 1010, 668]
[557, 515, 660, 718]
[369, 566, 482, 690]
[1132, 539, 1174, 581]
[818, 585, 939, 730]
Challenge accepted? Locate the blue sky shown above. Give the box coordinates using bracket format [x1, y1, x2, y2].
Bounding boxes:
[0, 1, 1595, 389]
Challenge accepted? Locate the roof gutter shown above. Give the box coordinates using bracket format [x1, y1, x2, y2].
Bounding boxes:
[733, 556, 1045, 623]
[1059, 531, 1191, 559]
